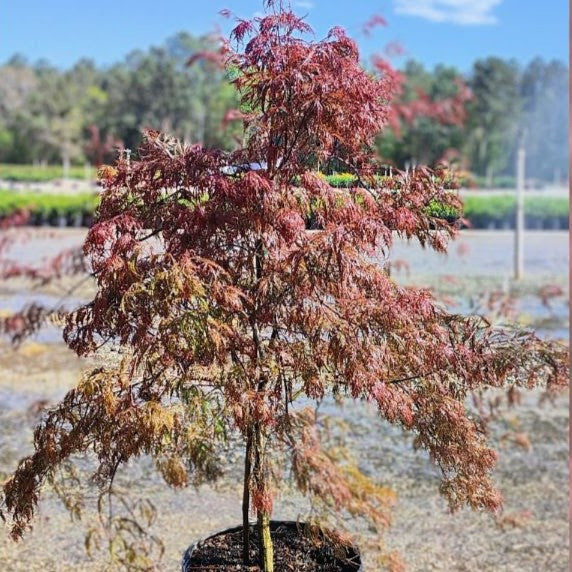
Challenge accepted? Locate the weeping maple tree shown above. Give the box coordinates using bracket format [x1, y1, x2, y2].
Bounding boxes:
[2, 2, 567, 571]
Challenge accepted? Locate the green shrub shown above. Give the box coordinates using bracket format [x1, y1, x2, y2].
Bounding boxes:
[0, 164, 94, 182]
[0, 190, 99, 222]
[324, 172, 357, 188]
[0, 188, 567, 229]
[462, 194, 569, 227]
[462, 194, 515, 223]
[525, 197, 569, 218]
[0, 192, 30, 217]
[425, 200, 460, 220]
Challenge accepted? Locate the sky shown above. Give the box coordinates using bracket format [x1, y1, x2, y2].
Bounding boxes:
[1, 0, 568, 74]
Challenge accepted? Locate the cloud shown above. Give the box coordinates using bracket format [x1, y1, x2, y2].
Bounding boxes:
[394, 0, 503, 25]
[294, 0, 315, 10]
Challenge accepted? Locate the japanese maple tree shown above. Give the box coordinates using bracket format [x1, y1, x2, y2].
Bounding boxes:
[2, 2, 567, 571]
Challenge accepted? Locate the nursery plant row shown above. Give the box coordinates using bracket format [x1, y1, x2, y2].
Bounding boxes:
[461, 194, 569, 229]
[0, 163, 565, 194]
[0, 191, 98, 227]
[0, 164, 95, 182]
[0, 189, 568, 230]
[0, 166, 469, 189]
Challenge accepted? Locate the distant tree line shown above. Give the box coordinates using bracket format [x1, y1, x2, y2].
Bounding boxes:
[378, 57, 568, 186]
[0, 33, 241, 174]
[0, 31, 568, 185]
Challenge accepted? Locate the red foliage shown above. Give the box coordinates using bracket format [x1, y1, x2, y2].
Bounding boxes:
[371, 56, 472, 136]
[384, 41, 406, 59]
[84, 124, 123, 167]
[456, 241, 471, 257]
[226, 11, 392, 178]
[0, 303, 67, 347]
[221, 108, 248, 129]
[362, 14, 388, 37]
[186, 49, 226, 70]
[0, 221, 88, 346]
[0, 209, 32, 230]
[537, 283, 565, 309]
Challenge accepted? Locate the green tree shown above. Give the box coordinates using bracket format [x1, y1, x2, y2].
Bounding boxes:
[0, 57, 38, 162]
[102, 33, 239, 152]
[465, 57, 521, 185]
[22, 59, 106, 174]
[520, 58, 568, 184]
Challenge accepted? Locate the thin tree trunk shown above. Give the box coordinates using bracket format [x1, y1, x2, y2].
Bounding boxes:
[253, 422, 273, 572]
[486, 164, 494, 188]
[250, 237, 274, 571]
[62, 149, 70, 181]
[258, 511, 273, 572]
[242, 426, 253, 565]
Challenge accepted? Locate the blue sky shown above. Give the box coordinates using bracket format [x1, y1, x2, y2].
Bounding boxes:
[2, 0, 568, 73]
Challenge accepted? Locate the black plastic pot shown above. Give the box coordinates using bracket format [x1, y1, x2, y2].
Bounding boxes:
[30, 211, 43, 226]
[181, 520, 362, 571]
[70, 211, 84, 227]
[428, 214, 462, 230]
[82, 211, 94, 227]
[47, 209, 67, 227]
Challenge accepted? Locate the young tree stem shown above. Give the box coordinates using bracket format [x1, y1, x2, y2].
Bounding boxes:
[254, 422, 273, 572]
[258, 510, 273, 572]
[242, 425, 253, 565]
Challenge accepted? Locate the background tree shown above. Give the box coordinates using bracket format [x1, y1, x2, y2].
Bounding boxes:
[375, 60, 469, 168]
[84, 124, 123, 167]
[20, 59, 107, 174]
[0, 56, 39, 163]
[0, 43, 568, 187]
[464, 57, 521, 186]
[101, 32, 240, 152]
[519, 58, 568, 184]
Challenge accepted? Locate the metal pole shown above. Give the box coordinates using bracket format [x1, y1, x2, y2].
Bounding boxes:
[514, 144, 525, 280]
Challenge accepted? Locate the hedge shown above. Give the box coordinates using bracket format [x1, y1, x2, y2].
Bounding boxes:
[0, 189, 568, 230]
[462, 194, 569, 228]
[0, 191, 98, 226]
[0, 164, 94, 182]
